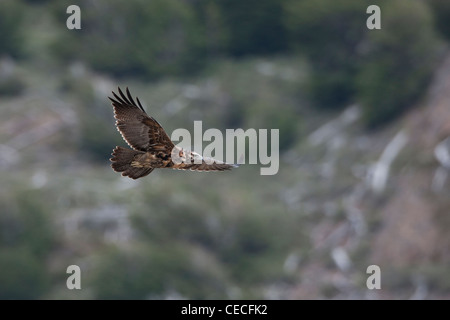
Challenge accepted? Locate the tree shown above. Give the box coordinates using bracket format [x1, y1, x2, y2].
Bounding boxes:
[357, 0, 439, 128]
[284, 0, 367, 109]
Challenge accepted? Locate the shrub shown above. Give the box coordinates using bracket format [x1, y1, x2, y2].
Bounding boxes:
[92, 245, 225, 299]
[216, 0, 288, 57]
[0, 189, 55, 258]
[357, 0, 439, 128]
[284, 0, 367, 109]
[0, 248, 49, 299]
[428, 0, 450, 42]
[0, 189, 55, 299]
[67, 82, 121, 162]
[52, 0, 205, 79]
[0, 1, 25, 58]
[0, 73, 26, 97]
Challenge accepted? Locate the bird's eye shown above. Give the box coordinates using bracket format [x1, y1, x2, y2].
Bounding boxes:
[179, 151, 184, 157]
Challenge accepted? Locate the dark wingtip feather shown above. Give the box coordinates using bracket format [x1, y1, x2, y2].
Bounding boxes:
[136, 97, 144, 110]
[126, 87, 133, 101]
[109, 86, 147, 113]
[119, 87, 128, 103]
[111, 90, 127, 105]
[126, 87, 140, 109]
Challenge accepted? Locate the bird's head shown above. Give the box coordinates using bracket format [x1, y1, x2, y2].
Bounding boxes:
[172, 146, 188, 164]
[172, 147, 203, 164]
[178, 148, 187, 162]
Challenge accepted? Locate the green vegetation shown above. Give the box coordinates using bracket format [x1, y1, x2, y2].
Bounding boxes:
[285, 0, 440, 127]
[35, 0, 444, 128]
[284, 0, 367, 109]
[0, 189, 55, 299]
[357, 0, 439, 128]
[51, 0, 205, 78]
[0, 1, 25, 58]
[0, 0, 449, 299]
[215, 0, 288, 57]
[429, 0, 450, 42]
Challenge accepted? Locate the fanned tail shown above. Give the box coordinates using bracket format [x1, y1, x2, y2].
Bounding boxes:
[110, 146, 154, 179]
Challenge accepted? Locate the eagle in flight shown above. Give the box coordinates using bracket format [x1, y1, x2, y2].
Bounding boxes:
[109, 87, 238, 179]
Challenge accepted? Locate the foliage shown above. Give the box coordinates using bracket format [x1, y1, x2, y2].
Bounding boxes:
[0, 73, 26, 97]
[0, 189, 55, 258]
[0, 0, 449, 300]
[285, 0, 440, 128]
[284, 0, 367, 109]
[0, 1, 25, 58]
[74, 84, 121, 162]
[23, 0, 51, 4]
[52, 0, 205, 79]
[356, 0, 439, 128]
[0, 189, 56, 299]
[215, 0, 288, 57]
[428, 0, 450, 42]
[127, 172, 306, 294]
[0, 248, 49, 299]
[49, 0, 292, 79]
[92, 245, 220, 299]
[48, 0, 444, 129]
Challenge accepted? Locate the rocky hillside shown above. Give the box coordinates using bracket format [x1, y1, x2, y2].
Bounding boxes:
[285, 52, 450, 299]
[1, 51, 450, 299]
[1, 0, 450, 299]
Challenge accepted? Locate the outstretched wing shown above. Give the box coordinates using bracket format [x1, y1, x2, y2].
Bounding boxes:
[109, 87, 174, 152]
[173, 156, 239, 172]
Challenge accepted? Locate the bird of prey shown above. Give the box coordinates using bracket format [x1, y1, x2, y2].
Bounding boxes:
[109, 87, 238, 179]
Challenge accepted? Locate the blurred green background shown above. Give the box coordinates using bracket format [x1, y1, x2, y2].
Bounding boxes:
[1, 0, 450, 299]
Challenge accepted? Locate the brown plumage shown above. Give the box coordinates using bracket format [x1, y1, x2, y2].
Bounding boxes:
[109, 87, 238, 179]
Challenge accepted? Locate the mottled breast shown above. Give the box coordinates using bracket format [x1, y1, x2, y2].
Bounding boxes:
[131, 152, 171, 168]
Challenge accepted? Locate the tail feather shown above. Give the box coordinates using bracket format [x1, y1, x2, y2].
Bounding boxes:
[110, 146, 154, 179]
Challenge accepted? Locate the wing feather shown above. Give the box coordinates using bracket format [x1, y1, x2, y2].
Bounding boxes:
[174, 156, 239, 172]
[109, 87, 174, 152]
